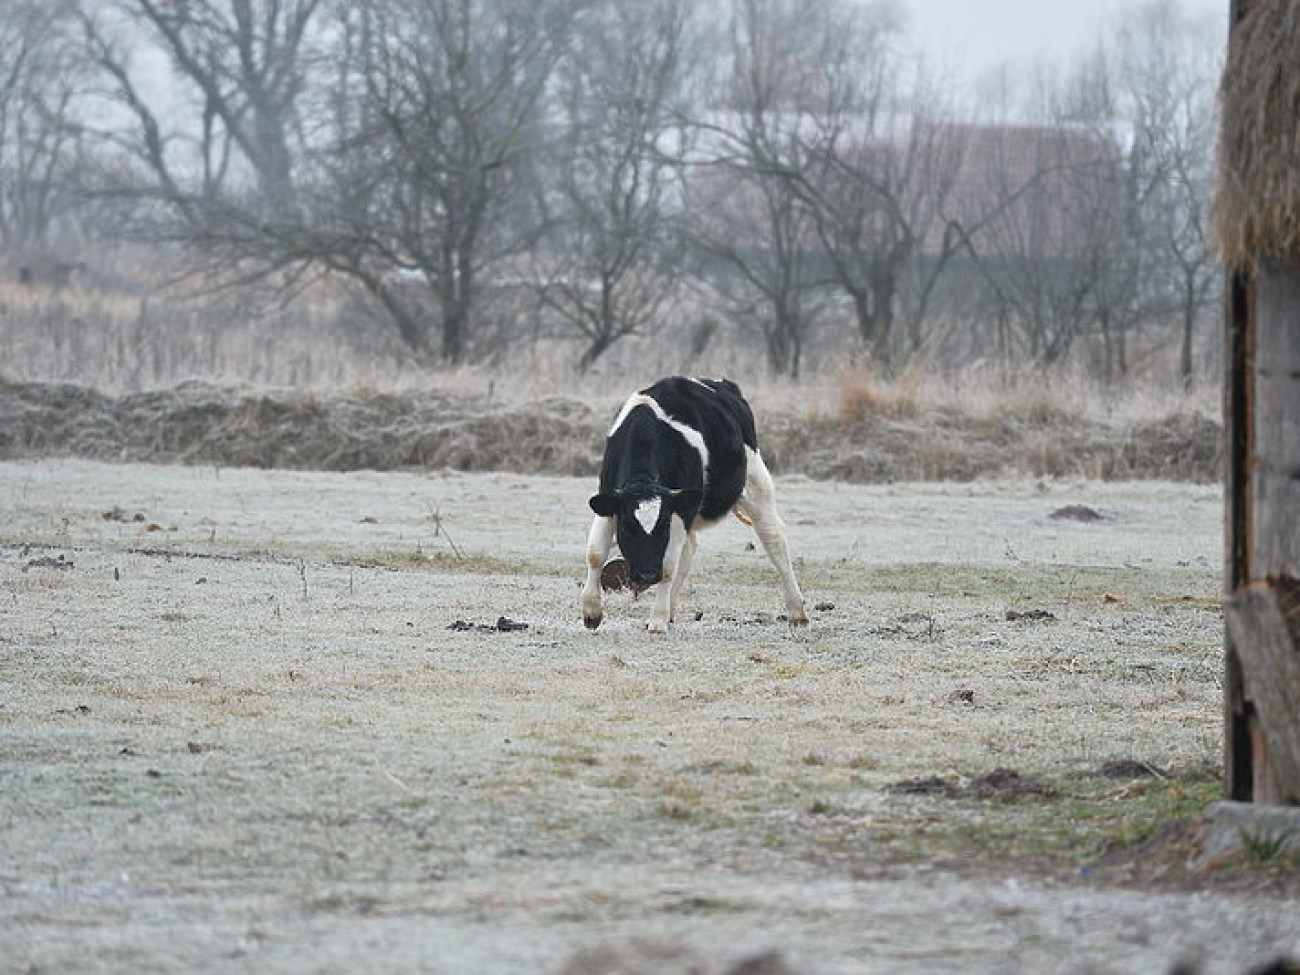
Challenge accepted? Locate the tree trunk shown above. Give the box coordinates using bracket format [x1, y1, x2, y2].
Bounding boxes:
[440, 255, 475, 364]
[363, 277, 429, 355]
[579, 332, 613, 372]
[869, 266, 896, 374]
[1180, 276, 1197, 390]
[441, 294, 469, 364]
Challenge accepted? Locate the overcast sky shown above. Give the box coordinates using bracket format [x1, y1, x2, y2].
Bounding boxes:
[902, 0, 1228, 81]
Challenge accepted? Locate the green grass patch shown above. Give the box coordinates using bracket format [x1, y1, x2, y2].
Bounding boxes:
[880, 769, 1222, 866]
[815, 562, 1215, 605]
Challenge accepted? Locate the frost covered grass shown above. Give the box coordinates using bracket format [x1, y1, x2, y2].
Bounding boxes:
[5, 460, 1297, 975]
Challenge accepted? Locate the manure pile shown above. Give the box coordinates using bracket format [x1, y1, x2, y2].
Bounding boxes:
[0, 380, 1222, 483]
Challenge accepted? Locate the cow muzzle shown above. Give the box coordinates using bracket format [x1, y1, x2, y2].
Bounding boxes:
[631, 567, 661, 591]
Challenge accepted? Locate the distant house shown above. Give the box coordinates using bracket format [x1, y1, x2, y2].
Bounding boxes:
[940, 123, 1125, 263]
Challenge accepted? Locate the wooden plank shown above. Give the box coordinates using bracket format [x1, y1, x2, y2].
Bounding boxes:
[1224, 268, 1252, 592]
[1224, 266, 1254, 800]
[1224, 584, 1300, 803]
[1251, 715, 1282, 805]
[1224, 635, 1254, 801]
[1251, 264, 1300, 581]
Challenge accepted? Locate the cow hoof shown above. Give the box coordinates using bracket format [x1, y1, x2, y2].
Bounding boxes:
[788, 612, 810, 627]
[646, 619, 669, 634]
[584, 614, 603, 630]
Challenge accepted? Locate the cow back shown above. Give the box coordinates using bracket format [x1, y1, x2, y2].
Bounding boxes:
[636, 377, 755, 524]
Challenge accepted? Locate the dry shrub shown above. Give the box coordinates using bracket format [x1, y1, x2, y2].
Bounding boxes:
[833, 364, 924, 425]
[1110, 412, 1226, 481]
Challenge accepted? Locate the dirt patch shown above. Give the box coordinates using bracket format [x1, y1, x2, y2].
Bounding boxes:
[1099, 758, 1169, 780]
[448, 616, 531, 633]
[889, 767, 1059, 801]
[1050, 503, 1107, 522]
[554, 940, 797, 975]
[1005, 607, 1056, 622]
[0, 379, 1223, 483]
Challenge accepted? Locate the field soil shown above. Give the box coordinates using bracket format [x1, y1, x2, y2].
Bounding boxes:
[2, 460, 1296, 974]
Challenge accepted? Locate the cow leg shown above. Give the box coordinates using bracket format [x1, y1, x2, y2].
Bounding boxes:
[735, 448, 808, 626]
[581, 514, 615, 629]
[666, 529, 698, 624]
[647, 514, 690, 633]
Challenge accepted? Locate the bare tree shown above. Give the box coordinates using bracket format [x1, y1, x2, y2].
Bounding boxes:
[689, 149, 824, 377]
[688, 0, 857, 377]
[0, 1, 90, 251]
[949, 58, 1140, 374]
[81, 0, 324, 217]
[77, 0, 575, 364]
[952, 9, 1222, 382]
[794, 62, 966, 373]
[688, 0, 972, 376]
[538, 0, 692, 370]
[294, 0, 575, 362]
[1113, 0, 1222, 388]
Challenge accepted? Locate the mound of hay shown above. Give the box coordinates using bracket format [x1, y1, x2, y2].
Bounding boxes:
[1215, 0, 1300, 266]
[0, 379, 605, 476]
[0, 380, 1223, 483]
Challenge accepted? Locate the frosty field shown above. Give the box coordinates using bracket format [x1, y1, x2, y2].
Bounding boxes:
[1, 460, 1295, 974]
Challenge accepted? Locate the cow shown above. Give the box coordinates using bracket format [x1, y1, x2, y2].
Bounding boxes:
[580, 377, 808, 633]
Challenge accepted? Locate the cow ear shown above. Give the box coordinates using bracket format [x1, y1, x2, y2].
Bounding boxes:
[670, 488, 702, 517]
[589, 493, 620, 517]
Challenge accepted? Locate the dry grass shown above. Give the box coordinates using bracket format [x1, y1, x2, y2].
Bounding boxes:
[0, 371, 1223, 483]
[833, 362, 926, 424]
[0, 271, 1224, 483]
[1215, 0, 1300, 266]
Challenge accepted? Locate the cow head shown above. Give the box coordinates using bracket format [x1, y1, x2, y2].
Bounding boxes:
[589, 481, 702, 590]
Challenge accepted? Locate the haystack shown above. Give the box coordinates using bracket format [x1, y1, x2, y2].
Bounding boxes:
[1215, 0, 1300, 267]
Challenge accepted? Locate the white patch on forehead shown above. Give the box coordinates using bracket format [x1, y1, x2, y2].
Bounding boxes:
[633, 496, 662, 534]
[607, 393, 710, 480]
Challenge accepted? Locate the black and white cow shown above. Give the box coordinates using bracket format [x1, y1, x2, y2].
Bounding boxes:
[581, 377, 807, 633]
